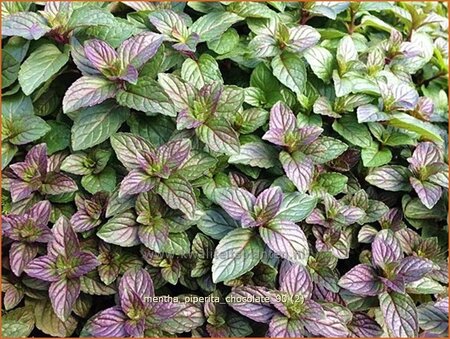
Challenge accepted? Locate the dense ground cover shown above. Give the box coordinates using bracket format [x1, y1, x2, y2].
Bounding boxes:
[1, 1, 448, 338]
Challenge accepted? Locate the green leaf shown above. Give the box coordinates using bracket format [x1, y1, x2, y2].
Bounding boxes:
[190, 11, 243, 42]
[32, 299, 77, 337]
[379, 291, 418, 337]
[304, 46, 334, 82]
[2, 142, 18, 169]
[366, 165, 411, 191]
[228, 141, 278, 169]
[313, 172, 348, 195]
[181, 54, 222, 89]
[333, 115, 373, 148]
[388, 113, 444, 143]
[2, 50, 20, 89]
[18, 44, 69, 95]
[361, 141, 392, 167]
[177, 150, 217, 181]
[85, 18, 138, 48]
[63, 76, 118, 114]
[2, 306, 35, 338]
[197, 119, 240, 155]
[207, 28, 239, 54]
[67, 6, 116, 29]
[81, 167, 116, 194]
[162, 232, 191, 255]
[303, 136, 348, 164]
[38, 120, 70, 154]
[235, 108, 269, 134]
[212, 228, 264, 283]
[275, 192, 317, 223]
[5, 114, 50, 145]
[271, 52, 307, 96]
[71, 101, 129, 151]
[97, 211, 140, 247]
[157, 176, 197, 219]
[116, 77, 176, 117]
[197, 208, 239, 240]
[127, 113, 175, 146]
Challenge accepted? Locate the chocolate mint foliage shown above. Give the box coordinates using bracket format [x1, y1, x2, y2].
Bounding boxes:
[1, 1, 448, 338]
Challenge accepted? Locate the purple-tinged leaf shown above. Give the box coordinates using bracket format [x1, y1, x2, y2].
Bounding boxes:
[157, 176, 197, 219]
[47, 217, 80, 258]
[410, 178, 442, 209]
[212, 228, 264, 283]
[69, 252, 100, 279]
[268, 314, 302, 338]
[338, 264, 384, 296]
[348, 312, 383, 337]
[119, 170, 156, 198]
[2, 12, 51, 40]
[24, 255, 58, 282]
[118, 64, 138, 84]
[298, 125, 324, 146]
[9, 180, 36, 204]
[118, 32, 164, 69]
[254, 187, 282, 222]
[159, 301, 205, 334]
[27, 200, 52, 228]
[280, 151, 314, 193]
[110, 133, 156, 170]
[407, 142, 443, 170]
[365, 165, 411, 191]
[157, 138, 191, 170]
[357, 225, 378, 243]
[138, 221, 169, 253]
[268, 101, 296, 135]
[301, 299, 326, 325]
[262, 127, 287, 147]
[214, 187, 255, 221]
[124, 317, 145, 337]
[41, 172, 78, 195]
[84, 39, 119, 73]
[10, 242, 38, 276]
[62, 76, 117, 113]
[226, 286, 275, 323]
[89, 307, 128, 337]
[71, 211, 102, 233]
[259, 220, 309, 265]
[357, 104, 389, 123]
[380, 276, 405, 293]
[306, 303, 349, 337]
[417, 299, 448, 336]
[228, 141, 278, 169]
[2, 280, 24, 311]
[372, 229, 403, 269]
[340, 205, 366, 224]
[49, 278, 81, 321]
[384, 81, 419, 111]
[197, 119, 240, 155]
[395, 256, 436, 283]
[119, 267, 154, 301]
[279, 264, 312, 299]
[379, 291, 419, 337]
[97, 211, 140, 247]
[288, 25, 320, 52]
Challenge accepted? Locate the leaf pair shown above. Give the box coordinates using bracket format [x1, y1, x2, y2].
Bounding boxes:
[6, 143, 78, 203]
[63, 32, 163, 113]
[25, 217, 100, 321]
[212, 186, 313, 282]
[111, 133, 197, 219]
